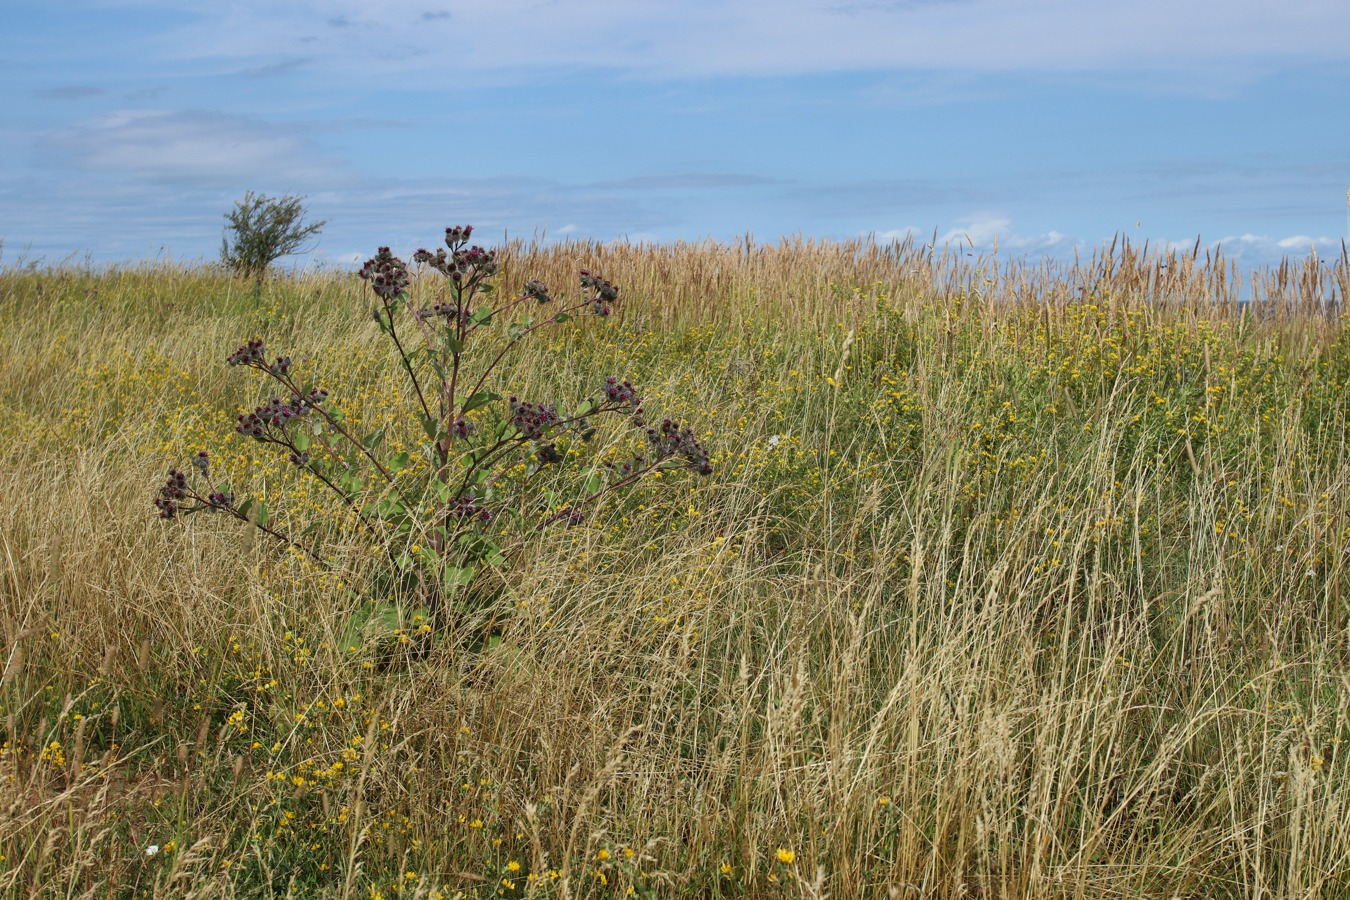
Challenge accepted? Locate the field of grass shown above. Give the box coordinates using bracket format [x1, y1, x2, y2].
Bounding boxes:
[1, 236, 1348, 898]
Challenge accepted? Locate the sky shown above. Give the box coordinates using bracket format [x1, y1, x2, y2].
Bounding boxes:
[3, 0, 1349, 271]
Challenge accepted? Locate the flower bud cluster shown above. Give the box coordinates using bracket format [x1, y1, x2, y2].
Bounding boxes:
[358, 247, 410, 301]
[509, 396, 561, 440]
[227, 339, 266, 367]
[236, 388, 328, 439]
[524, 280, 552, 304]
[579, 270, 618, 317]
[647, 418, 713, 475]
[207, 490, 236, 509]
[449, 496, 492, 523]
[602, 377, 642, 416]
[155, 469, 190, 518]
[226, 340, 292, 376]
[412, 244, 498, 285]
[154, 461, 234, 519]
[444, 225, 473, 249]
[427, 300, 471, 324]
[451, 417, 474, 439]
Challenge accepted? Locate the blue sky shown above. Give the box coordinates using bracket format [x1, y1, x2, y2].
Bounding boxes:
[3, 0, 1349, 270]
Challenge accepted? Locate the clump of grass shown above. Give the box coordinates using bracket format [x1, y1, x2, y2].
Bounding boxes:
[0, 239, 1347, 897]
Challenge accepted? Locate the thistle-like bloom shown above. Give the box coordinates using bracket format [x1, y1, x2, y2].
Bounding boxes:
[509, 396, 561, 440]
[579, 269, 618, 316]
[358, 247, 410, 301]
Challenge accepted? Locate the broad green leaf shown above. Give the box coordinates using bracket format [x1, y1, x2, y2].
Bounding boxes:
[362, 429, 385, 450]
[420, 415, 440, 443]
[236, 498, 254, 519]
[311, 421, 324, 436]
[255, 501, 269, 528]
[573, 398, 593, 417]
[445, 335, 464, 355]
[292, 431, 310, 452]
[553, 311, 570, 324]
[470, 308, 493, 326]
[441, 565, 475, 594]
[389, 451, 411, 471]
[584, 473, 602, 495]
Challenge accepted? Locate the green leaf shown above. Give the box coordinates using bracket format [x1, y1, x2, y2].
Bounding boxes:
[292, 431, 310, 452]
[255, 501, 269, 528]
[420, 415, 441, 443]
[362, 429, 385, 450]
[441, 565, 475, 595]
[389, 451, 411, 471]
[432, 479, 454, 503]
[445, 335, 464, 355]
[574, 398, 594, 417]
[507, 324, 525, 342]
[470, 308, 493, 326]
[236, 498, 254, 519]
[311, 421, 324, 436]
[460, 391, 500, 416]
[584, 473, 602, 496]
[553, 311, 570, 324]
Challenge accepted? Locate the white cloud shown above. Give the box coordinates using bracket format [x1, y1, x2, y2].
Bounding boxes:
[42, 109, 345, 188]
[144, 0, 1350, 83]
[927, 214, 1070, 253]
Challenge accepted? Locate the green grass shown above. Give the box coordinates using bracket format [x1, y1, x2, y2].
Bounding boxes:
[0, 238, 1348, 898]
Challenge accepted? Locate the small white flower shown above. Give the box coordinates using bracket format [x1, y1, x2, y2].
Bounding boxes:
[766, 434, 781, 451]
[145, 844, 160, 857]
[1306, 570, 1315, 578]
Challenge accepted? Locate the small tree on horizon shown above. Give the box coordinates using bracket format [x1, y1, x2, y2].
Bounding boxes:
[221, 192, 327, 282]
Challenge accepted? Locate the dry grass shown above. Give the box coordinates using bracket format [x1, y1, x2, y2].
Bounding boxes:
[0, 238, 1348, 898]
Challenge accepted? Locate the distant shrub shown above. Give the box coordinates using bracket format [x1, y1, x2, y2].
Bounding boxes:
[220, 192, 326, 281]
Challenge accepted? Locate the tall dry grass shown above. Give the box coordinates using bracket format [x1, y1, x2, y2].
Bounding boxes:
[0, 239, 1347, 898]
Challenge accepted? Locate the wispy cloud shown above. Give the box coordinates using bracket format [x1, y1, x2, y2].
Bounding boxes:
[33, 86, 106, 100]
[235, 57, 311, 78]
[147, 0, 1350, 83]
[40, 109, 345, 188]
[589, 172, 782, 190]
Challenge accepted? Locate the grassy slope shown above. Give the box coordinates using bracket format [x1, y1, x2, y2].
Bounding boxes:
[0, 239, 1348, 898]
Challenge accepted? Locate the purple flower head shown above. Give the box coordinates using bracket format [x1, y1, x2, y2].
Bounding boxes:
[358, 247, 410, 302]
[207, 491, 236, 510]
[602, 377, 641, 412]
[647, 418, 712, 476]
[449, 495, 491, 524]
[509, 396, 561, 440]
[444, 225, 473, 250]
[227, 339, 266, 368]
[579, 270, 618, 316]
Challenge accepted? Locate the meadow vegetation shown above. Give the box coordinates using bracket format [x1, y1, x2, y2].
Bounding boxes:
[1, 236, 1348, 898]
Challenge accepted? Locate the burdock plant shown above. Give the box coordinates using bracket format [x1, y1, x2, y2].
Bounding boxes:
[157, 226, 711, 631]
